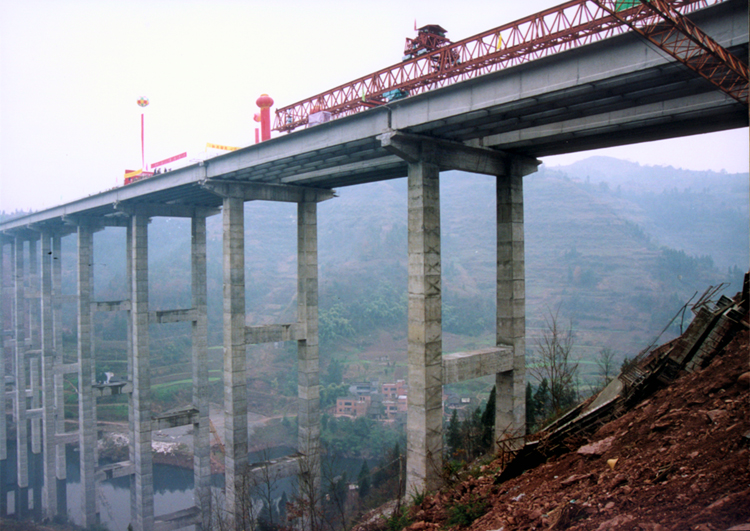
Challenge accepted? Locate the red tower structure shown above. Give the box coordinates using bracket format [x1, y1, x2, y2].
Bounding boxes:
[256, 94, 274, 141]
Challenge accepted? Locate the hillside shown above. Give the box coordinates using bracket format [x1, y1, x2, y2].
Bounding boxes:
[4, 156, 745, 409]
[355, 285, 750, 531]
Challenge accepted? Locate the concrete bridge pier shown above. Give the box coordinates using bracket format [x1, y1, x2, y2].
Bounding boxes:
[28, 239, 42, 457]
[14, 235, 30, 514]
[405, 150, 444, 495]
[380, 131, 538, 494]
[204, 181, 334, 527]
[495, 165, 529, 447]
[51, 233, 68, 515]
[221, 190, 249, 523]
[191, 214, 211, 525]
[297, 199, 322, 524]
[0, 239, 6, 465]
[131, 213, 154, 531]
[77, 222, 98, 528]
[40, 231, 58, 519]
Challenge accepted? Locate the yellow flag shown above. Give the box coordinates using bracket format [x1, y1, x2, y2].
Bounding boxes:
[206, 142, 239, 151]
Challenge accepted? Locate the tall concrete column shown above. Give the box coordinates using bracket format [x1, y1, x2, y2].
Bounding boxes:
[30, 358, 41, 455]
[52, 235, 67, 486]
[495, 167, 527, 445]
[126, 221, 136, 519]
[40, 232, 58, 518]
[297, 201, 321, 516]
[131, 214, 154, 531]
[0, 240, 7, 462]
[191, 215, 210, 522]
[406, 155, 443, 495]
[222, 192, 247, 520]
[29, 238, 42, 455]
[14, 237, 29, 502]
[77, 224, 97, 527]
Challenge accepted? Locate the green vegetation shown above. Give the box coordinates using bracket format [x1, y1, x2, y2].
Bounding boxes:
[321, 415, 403, 459]
[446, 496, 488, 527]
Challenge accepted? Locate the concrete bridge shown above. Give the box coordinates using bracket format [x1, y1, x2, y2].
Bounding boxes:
[0, 1, 747, 529]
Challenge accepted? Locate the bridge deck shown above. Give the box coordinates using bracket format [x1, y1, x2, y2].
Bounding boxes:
[0, 1, 745, 233]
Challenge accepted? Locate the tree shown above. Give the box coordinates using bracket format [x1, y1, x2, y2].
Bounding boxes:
[532, 378, 551, 426]
[530, 308, 579, 416]
[446, 410, 461, 458]
[525, 382, 535, 433]
[595, 347, 617, 388]
[358, 460, 371, 499]
[323, 358, 344, 385]
[480, 386, 496, 450]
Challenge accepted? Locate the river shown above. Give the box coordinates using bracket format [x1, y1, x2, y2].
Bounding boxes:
[0, 441, 374, 531]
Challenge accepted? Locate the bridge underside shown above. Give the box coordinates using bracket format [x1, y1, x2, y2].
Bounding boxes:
[0, 1, 746, 528]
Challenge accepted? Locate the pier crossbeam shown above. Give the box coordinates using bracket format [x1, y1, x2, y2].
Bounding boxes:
[152, 407, 200, 430]
[442, 347, 513, 385]
[153, 506, 201, 531]
[95, 460, 135, 481]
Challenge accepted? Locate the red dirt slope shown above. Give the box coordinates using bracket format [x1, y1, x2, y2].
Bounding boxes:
[387, 312, 750, 530]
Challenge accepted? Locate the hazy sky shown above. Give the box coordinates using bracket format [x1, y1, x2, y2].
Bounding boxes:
[1, 0, 747, 212]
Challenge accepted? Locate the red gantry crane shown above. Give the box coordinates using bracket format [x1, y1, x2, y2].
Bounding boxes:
[274, 0, 747, 133]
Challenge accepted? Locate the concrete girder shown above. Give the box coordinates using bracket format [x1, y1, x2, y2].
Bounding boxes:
[63, 214, 127, 230]
[203, 180, 336, 203]
[113, 203, 220, 219]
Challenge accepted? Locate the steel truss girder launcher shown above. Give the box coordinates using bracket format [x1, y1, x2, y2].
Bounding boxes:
[592, 0, 748, 104]
[273, 0, 728, 133]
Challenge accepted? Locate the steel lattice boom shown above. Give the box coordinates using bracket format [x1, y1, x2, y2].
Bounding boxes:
[274, 0, 729, 133]
[591, 0, 748, 104]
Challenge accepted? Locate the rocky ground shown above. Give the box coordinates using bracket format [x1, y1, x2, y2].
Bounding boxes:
[358, 313, 749, 531]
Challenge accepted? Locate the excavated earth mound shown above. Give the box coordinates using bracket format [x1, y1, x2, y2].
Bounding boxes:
[363, 299, 749, 531]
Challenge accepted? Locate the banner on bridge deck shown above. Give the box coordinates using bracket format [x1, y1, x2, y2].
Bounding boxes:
[124, 168, 143, 179]
[150, 152, 187, 169]
[206, 142, 239, 152]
